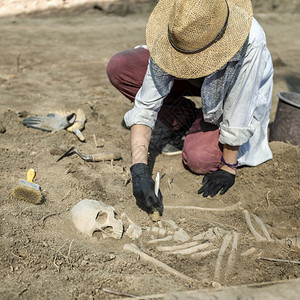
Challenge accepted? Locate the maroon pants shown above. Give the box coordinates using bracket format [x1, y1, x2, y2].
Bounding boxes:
[106, 48, 222, 174]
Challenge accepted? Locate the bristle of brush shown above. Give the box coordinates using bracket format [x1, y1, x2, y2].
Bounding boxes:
[13, 184, 42, 204]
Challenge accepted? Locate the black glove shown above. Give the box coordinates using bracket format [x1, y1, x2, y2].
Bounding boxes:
[198, 169, 235, 197]
[23, 113, 76, 132]
[130, 163, 163, 216]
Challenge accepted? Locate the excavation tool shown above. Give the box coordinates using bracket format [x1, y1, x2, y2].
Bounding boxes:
[13, 169, 43, 204]
[149, 172, 161, 222]
[56, 146, 122, 162]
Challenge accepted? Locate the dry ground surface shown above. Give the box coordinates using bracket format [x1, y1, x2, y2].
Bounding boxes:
[0, 1, 300, 299]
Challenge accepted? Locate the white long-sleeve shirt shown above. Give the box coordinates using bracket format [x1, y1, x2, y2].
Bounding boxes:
[124, 18, 274, 167]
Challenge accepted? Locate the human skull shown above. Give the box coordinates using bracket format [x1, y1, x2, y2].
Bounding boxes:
[71, 199, 123, 239]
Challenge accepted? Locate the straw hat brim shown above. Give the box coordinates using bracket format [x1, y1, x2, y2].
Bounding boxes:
[146, 0, 253, 79]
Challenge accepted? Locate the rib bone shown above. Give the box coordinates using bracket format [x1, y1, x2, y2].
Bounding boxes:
[147, 235, 173, 244]
[226, 232, 239, 277]
[243, 210, 266, 242]
[168, 242, 213, 255]
[157, 241, 198, 252]
[191, 248, 219, 259]
[214, 233, 233, 280]
[252, 214, 273, 241]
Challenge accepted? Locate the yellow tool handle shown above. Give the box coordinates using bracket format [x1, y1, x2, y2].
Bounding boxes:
[27, 169, 36, 183]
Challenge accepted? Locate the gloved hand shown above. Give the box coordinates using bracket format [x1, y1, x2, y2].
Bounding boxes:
[130, 163, 163, 216]
[198, 169, 235, 197]
[23, 113, 76, 132]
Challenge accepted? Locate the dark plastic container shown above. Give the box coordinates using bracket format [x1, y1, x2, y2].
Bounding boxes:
[269, 91, 300, 145]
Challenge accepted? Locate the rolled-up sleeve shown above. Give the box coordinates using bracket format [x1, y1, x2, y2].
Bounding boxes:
[124, 58, 174, 129]
[219, 28, 272, 146]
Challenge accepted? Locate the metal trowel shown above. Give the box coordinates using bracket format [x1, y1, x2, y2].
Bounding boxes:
[56, 146, 122, 162]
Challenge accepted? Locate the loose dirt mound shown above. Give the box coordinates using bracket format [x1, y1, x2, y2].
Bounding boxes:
[0, 1, 299, 299]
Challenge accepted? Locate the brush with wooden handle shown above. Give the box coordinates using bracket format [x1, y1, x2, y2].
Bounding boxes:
[13, 169, 43, 204]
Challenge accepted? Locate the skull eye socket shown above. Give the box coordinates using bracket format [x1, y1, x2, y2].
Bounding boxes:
[96, 211, 108, 224]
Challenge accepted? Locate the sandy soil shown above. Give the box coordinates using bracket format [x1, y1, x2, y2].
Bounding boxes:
[0, 1, 300, 299]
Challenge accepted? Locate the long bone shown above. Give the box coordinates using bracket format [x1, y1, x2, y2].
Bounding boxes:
[123, 243, 194, 282]
[164, 202, 241, 212]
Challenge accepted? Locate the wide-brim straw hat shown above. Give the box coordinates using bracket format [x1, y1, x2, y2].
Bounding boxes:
[146, 0, 253, 79]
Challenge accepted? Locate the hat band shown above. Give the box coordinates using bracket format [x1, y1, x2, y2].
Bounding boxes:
[168, 0, 230, 54]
